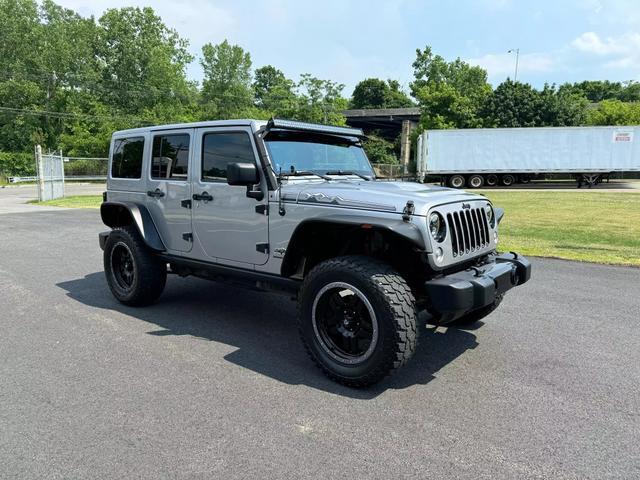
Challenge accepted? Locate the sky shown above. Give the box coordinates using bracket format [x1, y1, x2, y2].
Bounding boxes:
[54, 0, 640, 96]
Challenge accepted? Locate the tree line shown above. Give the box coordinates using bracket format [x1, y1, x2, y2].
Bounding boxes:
[1, 0, 639, 173]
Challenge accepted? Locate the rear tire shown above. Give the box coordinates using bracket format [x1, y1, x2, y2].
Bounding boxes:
[449, 175, 465, 188]
[501, 174, 515, 187]
[298, 256, 417, 388]
[104, 226, 167, 306]
[468, 175, 484, 188]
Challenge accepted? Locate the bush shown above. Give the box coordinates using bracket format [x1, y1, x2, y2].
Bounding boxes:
[0, 151, 36, 177]
[362, 135, 398, 164]
[64, 159, 108, 176]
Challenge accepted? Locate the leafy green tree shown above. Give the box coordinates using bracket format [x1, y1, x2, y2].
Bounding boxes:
[558, 80, 640, 103]
[96, 7, 195, 118]
[586, 100, 640, 125]
[410, 46, 490, 129]
[0, 0, 105, 152]
[618, 81, 640, 102]
[253, 65, 297, 116]
[385, 80, 414, 108]
[295, 74, 347, 124]
[351, 78, 388, 109]
[558, 80, 623, 103]
[482, 80, 587, 127]
[362, 134, 398, 164]
[350, 78, 413, 109]
[537, 84, 587, 126]
[482, 80, 542, 127]
[200, 39, 253, 119]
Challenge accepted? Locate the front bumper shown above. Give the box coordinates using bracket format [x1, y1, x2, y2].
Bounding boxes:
[424, 252, 531, 323]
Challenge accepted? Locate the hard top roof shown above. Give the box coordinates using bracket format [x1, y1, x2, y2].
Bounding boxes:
[112, 119, 266, 137]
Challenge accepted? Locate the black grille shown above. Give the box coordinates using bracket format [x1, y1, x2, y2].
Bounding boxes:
[446, 207, 490, 257]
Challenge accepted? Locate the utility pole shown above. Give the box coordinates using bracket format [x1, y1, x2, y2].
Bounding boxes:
[507, 48, 519, 82]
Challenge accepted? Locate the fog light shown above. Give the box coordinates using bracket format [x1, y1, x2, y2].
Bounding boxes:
[494, 230, 499, 244]
[435, 247, 444, 264]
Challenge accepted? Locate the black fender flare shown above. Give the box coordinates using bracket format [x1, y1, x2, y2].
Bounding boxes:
[281, 214, 427, 276]
[301, 214, 427, 249]
[100, 201, 166, 252]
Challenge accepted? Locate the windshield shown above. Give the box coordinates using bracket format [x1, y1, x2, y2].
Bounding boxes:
[264, 131, 374, 177]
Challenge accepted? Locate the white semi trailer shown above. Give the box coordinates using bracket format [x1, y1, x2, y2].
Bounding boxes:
[416, 126, 640, 188]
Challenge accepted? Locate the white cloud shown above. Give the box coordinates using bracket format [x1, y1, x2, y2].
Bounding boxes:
[571, 31, 640, 72]
[571, 32, 628, 55]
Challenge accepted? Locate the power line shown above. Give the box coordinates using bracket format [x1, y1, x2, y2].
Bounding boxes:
[0, 106, 151, 124]
[0, 68, 347, 104]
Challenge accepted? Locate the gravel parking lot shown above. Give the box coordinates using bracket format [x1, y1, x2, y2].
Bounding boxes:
[1, 196, 639, 478]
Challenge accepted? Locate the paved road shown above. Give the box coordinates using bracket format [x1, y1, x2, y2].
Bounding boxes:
[0, 207, 639, 479]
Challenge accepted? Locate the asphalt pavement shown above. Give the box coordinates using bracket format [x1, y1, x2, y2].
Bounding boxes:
[0, 196, 639, 478]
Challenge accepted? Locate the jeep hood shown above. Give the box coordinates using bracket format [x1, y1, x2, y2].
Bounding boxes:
[279, 180, 489, 215]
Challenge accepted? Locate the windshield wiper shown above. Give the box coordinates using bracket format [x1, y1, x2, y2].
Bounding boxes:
[283, 170, 332, 181]
[325, 170, 372, 181]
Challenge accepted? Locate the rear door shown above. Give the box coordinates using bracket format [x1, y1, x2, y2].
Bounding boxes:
[191, 126, 269, 265]
[146, 128, 194, 253]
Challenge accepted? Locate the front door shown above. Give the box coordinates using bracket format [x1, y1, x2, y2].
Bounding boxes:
[192, 127, 269, 265]
[146, 129, 193, 253]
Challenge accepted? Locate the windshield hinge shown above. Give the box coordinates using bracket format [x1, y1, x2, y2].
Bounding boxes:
[402, 201, 415, 222]
[255, 204, 269, 215]
[256, 242, 269, 254]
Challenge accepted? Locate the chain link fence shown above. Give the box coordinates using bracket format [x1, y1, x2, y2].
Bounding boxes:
[7, 151, 107, 184]
[371, 163, 407, 179]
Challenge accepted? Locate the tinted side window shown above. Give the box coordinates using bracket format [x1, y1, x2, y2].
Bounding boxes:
[202, 132, 255, 181]
[151, 134, 190, 180]
[111, 137, 144, 179]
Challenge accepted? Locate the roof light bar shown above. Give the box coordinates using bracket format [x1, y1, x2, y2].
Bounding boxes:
[266, 118, 365, 138]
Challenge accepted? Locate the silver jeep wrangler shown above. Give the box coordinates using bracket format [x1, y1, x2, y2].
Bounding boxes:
[99, 118, 531, 387]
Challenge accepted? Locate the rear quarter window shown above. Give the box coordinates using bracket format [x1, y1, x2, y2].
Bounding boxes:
[111, 137, 145, 179]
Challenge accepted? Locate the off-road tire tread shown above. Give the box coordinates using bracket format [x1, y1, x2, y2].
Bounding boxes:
[104, 226, 166, 306]
[298, 255, 417, 388]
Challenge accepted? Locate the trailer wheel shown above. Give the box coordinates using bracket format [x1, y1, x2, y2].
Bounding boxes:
[500, 174, 515, 187]
[449, 175, 465, 188]
[468, 175, 484, 188]
[485, 174, 498, 187]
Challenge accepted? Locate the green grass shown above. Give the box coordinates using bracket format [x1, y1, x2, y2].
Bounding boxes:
[478, 190, 640, 266]
[29, 195, 102, 209]
[28, 191, 640, 266]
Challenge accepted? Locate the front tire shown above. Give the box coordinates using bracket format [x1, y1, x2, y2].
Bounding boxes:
[104, 226, 167, 306]
[298, 256, 417, 387]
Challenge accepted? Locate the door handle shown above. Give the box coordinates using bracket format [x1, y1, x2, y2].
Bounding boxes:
[193, 191, 213, 202]
[147, 188, 165, 198]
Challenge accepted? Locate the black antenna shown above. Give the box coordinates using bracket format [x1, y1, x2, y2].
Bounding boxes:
[278, 167, 286, 216]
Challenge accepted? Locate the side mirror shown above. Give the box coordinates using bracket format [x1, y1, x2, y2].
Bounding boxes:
[227, 162, 258, 186]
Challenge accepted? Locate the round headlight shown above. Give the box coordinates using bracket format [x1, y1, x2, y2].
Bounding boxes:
[485, 204, 495, 227]
[428, 212, 446, 242]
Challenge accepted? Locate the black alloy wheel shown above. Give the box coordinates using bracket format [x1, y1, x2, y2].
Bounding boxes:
[110, 242, 136, 292]
[312, 282, 378, 364]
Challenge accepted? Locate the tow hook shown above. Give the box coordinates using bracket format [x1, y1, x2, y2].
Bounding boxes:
[510, 265, 520, 285]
